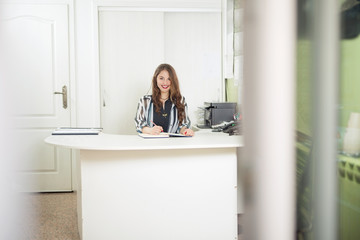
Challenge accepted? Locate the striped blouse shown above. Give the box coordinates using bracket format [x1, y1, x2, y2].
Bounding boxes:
[134, 95, 191, 133]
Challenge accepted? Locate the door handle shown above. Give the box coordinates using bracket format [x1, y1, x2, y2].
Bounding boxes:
[54, 85, 68, 109]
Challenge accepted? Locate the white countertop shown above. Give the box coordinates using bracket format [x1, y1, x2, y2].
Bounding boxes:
[45, 132, 243, 151]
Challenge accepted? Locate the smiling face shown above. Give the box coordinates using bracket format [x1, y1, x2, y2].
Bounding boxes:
[156, 70, 171, 95]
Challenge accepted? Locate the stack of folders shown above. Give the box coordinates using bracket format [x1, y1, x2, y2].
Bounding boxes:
[52, 127, 103, 135]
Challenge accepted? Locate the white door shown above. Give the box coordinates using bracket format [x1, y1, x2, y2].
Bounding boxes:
[1, 4, 72, 192]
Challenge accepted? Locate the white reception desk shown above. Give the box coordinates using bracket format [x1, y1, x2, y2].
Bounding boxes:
[45, 132, 243, 240]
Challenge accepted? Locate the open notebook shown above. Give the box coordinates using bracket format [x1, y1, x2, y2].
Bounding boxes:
[138, 133, 192, 138]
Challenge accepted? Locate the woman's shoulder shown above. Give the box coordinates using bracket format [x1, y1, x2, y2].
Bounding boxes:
[137, 95, 152, 109]
[139, 95, 152, 101]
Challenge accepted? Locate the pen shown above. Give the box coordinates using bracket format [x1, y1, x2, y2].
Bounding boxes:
[151, 120, 163, 132]
[151, 120, 156, 126]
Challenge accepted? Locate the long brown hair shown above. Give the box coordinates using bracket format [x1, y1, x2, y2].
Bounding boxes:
[152, 63, 186, 124]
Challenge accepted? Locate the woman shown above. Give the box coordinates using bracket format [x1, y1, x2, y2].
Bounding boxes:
[135, 63, 194, 136]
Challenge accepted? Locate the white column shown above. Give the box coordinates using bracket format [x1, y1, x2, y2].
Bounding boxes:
[312, 0, 339, 239]
[242, 0, 296, 239]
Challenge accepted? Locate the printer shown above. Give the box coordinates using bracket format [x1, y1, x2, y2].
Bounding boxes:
[204, 102, 237, 127]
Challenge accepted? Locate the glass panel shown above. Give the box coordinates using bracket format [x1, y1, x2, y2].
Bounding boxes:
[338, 1, 360, 239]
[296, 0, 360, 239]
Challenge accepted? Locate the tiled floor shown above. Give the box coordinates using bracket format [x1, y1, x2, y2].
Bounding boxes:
[18, 192, 80, 240]
[18, 192, 243, 239]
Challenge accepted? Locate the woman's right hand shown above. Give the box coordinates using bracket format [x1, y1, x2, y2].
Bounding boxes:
[142, 126, 163, 135]
[150, 126, 163, 135]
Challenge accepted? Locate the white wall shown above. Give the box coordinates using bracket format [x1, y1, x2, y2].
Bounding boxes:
[74, 0, 223, 129]
[98, 10, 222, 134]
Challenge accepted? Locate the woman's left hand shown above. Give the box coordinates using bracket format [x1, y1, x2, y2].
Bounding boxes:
[183, 128, 194, 136]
